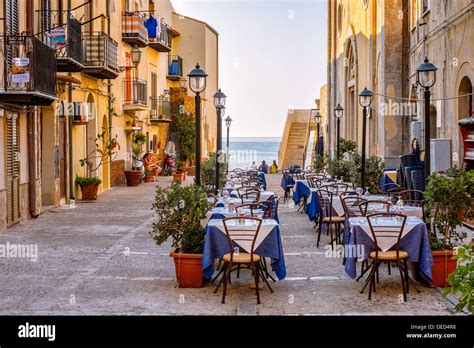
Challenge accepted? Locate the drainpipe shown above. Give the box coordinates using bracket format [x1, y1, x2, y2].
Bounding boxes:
[68, 0, 75, 200]
[26, 0, 39, 218]
[107, 0, 112, 185]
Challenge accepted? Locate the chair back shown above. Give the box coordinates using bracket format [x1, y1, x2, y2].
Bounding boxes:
[307, 176, 319, 188]
[316, 189, 335, 219]
[366, 212, 407, 259]
[257, 200, 273, 219]
[207, 193, 218, 207]
[240, 190, 260, 204]
[359, 200, 390, 216]
[342, 196, 367, 217]
[399, 189, 424, 207]
[223, 217, 262, 262]
[236, 203, 270, 218]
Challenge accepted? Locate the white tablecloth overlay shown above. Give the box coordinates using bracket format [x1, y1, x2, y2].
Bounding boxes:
[349, 216, 422, 252]
[229, 190, 274, 202]
[207, 219, 278, 253]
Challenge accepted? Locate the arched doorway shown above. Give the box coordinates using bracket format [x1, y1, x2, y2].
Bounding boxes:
[344, 40, 357, 143]
[458, 76, 473, 160]
[101, 115, 110, 190]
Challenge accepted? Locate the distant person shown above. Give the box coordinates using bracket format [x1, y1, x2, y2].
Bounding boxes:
[258, 160, 269, 173]
[250, 161, 257, 170]
[270, 160, 278, 174]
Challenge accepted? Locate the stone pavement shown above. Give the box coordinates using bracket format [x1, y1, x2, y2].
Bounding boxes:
[0, 174, 457, 315]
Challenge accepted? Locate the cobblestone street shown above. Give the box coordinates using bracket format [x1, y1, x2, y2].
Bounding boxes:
[0, 174, 457, 315]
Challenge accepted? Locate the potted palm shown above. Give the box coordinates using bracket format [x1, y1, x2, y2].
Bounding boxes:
[424, 166, 473, 287]
[76, 132, 119, 200]
[150, 182, 211, 288]
[173, 161, 186, 182]
[125, 133, 146, 187]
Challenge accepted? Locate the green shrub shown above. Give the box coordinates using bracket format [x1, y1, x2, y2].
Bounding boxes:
[201, 152, 227, 193]
[348, 153, 384, 192]
[76, 175, 102, 186]
[444, 243, 473, 314]
[150, 182, 211, 254]
[327, 158, 352, 182]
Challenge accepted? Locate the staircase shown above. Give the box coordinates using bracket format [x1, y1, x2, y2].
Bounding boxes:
[278, 110, 311, 169]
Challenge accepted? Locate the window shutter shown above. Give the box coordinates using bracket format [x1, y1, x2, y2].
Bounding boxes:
[42, 0, 52, 33]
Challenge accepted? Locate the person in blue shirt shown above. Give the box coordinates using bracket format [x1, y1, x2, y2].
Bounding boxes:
[258, 160, 269, 173]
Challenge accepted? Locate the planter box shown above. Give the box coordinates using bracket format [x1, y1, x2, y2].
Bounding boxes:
[125, 170, 142, 187]
[144, 175, 154, 183]
[170, 249, 203, 288]
[431, 250, 457, 287]
[79, 183, 100, 201]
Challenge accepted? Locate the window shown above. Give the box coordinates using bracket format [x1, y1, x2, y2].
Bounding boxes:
[337, 3, 343, 36]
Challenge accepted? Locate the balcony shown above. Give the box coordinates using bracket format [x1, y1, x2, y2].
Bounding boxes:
[38, 12, 84, 72]
[123, 77, 148, 111]
[150, 96, 171, 123]
[82, 32, 119, 79]
[148, 20, 172, 52]
[122, 12, 148, 47]
[167, 55, 183, 81]
[0, 35, 57, 105]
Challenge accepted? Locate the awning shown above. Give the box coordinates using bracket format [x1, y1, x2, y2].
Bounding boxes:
[57, 75, 81, 85]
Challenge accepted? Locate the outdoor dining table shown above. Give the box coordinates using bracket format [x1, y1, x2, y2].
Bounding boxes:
[280, 174, 295, 190]
[258, 172, 267, 190]
[293, 180, 311, 204]
[202, 219, 286, 281]
[343, 216, 433, 284]
[206, 202, 280, 223]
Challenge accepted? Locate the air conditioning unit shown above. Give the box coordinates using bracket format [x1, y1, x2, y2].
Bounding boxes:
[430, 139, 451, 173]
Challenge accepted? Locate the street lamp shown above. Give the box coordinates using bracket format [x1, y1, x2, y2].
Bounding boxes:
[334, 104, 343, 159]
[311, 109, 322, 160]
[213, 89, 227, 193]
[358, 87, 373, 190]
[225, 115, 232, 173]
[416, 57, 438, 182]
[188, 63, 208, 186]
[130, 45, 142, 66]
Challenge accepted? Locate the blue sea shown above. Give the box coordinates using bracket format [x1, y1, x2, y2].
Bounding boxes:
[223, 137, 281, 170]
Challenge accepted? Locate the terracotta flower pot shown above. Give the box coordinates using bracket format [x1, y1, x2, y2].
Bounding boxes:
[125, 170, 142, 187]
[144, 175, 154, 183]
[79, 183, 100, 201]
[431, 250, 457, 287]
[173, 173, 185, 182]
[170, 249, 203, 288]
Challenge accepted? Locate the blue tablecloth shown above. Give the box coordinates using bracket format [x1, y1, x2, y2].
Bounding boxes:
[202, 224, 286, 281]
[304, 190, 320, 222]
[293, 180, 311, 205]
[280, 175, 295, 190]
[344, 222, 433, 284]
[258, 172, 267, 190]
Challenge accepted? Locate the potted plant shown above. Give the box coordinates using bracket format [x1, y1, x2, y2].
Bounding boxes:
[125, 133, 146, 187]
[424, 166, 473, 287]
[150, 182, 211, 288]
[76, 132, 119, 201]
[173, 161, 186, 182]
[144, 167, 154, 183]
[201, 152, 226, 193]
[443, 243, 473, 314]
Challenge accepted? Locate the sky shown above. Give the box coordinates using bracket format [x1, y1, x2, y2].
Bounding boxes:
[172, 0, 328, 138]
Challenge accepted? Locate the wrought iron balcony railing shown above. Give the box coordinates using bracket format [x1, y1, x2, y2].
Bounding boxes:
[149, 20, 172, 52]
[82, 31, 119, 79]
[0, 35, 57, 105]
[167, 55, 183, 81]
[122, 12, 148, 47]
[123, 77, 148, 110]
[150, 96, 171, 122]
[37, 10, 84, 72]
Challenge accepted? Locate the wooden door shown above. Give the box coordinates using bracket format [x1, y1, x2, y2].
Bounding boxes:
[5, 112, 20, 226]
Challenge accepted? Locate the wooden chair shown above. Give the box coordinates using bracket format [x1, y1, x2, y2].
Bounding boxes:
[214, 217, 273, 304]
[240, 190, 260, 204]
[207, 193, 218, 207]
[360, 213, 410, 301]
[341, 196, 367, 218]
[359, 200, 390, 216]
[282, 170, 294, 202]
[316, 189, 345, 249]
[398, 189, 425, 218]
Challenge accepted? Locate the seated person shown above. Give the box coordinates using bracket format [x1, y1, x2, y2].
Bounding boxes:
[258, 160, 269, 173]
[270, 160, 278, 173]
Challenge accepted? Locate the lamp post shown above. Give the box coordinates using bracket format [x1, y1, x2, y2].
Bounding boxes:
[358, 88, 373, 190]
[311, 109, 322, 161]
[188, 63, 208, 186]
[334, 104, 343, 159]
[416, 57, 438, 182]
[225, 115, 232, 174]
[130, 45, 142, 102]
[213, 89, 227, 193]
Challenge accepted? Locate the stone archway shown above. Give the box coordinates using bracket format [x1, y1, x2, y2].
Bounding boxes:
[458, 76, 473, 161]
[85, 93, 97, 176]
